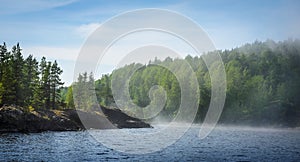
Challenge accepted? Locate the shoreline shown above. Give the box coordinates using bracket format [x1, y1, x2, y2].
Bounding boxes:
[0, 106, 152, 133]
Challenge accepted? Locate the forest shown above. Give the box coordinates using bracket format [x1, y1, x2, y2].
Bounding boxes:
[0, 43, 64, 110]
[1, 39, 300, 127]
[65, 39, 300, 127]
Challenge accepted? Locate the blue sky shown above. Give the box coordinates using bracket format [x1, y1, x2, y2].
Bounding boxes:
[1, 0, 300, 85]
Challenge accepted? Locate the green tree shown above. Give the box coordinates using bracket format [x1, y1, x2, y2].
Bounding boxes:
[11, 43, 25, 106]
[65, 86, 75, 109]
[50, 60, 64, 109]
[23, 55, 40, 107]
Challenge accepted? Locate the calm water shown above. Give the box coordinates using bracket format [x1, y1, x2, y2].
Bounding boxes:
[1, 125, 300, 161]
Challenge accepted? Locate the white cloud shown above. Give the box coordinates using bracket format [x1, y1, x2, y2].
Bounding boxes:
[75, 23, 101, 38]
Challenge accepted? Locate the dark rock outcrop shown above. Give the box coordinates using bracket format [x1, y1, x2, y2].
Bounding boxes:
[101, 107, 152, 128]
[0, 106, 152, 133]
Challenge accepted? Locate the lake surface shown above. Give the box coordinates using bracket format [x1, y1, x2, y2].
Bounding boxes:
[1, 125, 300, 161]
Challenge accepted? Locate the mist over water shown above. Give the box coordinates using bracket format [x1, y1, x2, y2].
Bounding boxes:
[1, 125, 300, 161]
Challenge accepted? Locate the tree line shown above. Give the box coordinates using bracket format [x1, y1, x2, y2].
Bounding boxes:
[0, 43, 64, 110]
[7, 39, 298, 126]
[65, 72, 97, 110]
[66, 39, 300, 126]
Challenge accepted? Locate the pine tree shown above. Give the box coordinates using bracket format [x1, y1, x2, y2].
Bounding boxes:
[23, 55, 40, 107]
[73, 73, 84, 109]
[11, 43, 25, 106]
[0, 43, 64, 109]
[0, 42, 8, 82]
[39, 57, 51, 109]
[65, 86, 75, 109]
[0, 43, 9, 105]
[72, 72, 97, 110]
[50, 60, 64, 109]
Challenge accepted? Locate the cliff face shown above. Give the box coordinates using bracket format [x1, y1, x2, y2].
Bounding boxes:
[0, 106, 151, 133]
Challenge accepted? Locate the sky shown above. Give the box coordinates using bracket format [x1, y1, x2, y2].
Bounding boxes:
[1, 0, 300, 85]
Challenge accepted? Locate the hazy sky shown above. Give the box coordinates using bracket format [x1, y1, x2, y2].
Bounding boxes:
[1, 0, 300, 85]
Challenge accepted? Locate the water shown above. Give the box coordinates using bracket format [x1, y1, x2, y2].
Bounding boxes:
[1, 125, 300, 161]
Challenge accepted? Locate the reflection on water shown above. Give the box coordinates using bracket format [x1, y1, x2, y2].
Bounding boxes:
[1, 125, 300, 161]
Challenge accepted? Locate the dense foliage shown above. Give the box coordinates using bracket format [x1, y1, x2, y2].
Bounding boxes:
[66, 39, 300, 126]
[0, 43, 64, 110]
[4, 39, 299, 126]
[71, 72, 97, 110]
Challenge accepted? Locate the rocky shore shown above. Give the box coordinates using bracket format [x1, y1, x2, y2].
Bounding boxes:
[0, 106, 152, 133]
